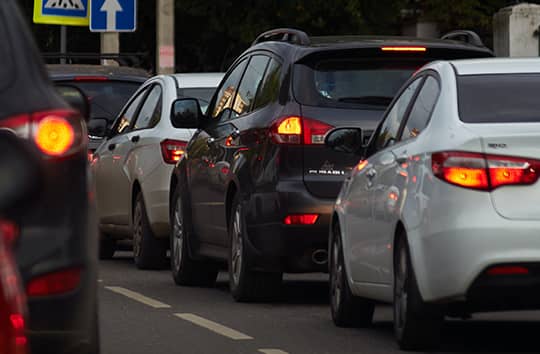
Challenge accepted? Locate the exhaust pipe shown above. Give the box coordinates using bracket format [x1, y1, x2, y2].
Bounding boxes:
[312, 249, 328, 265]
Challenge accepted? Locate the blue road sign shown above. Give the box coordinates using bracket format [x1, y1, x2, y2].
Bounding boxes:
[90, 0, 136, 32]
[34, 0, 89, 26]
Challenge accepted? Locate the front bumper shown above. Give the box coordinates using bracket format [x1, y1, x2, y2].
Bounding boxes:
[244, 180, 335, 273]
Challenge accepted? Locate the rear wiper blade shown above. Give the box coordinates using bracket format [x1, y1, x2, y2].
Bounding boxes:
[337, 96, 393, 106]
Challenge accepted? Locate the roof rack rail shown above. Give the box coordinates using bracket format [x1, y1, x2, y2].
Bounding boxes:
[441, 30, 485, 48]
[252, 28, 310, 47]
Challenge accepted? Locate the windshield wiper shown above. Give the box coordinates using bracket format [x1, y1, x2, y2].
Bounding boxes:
[337, 96, 393, 106]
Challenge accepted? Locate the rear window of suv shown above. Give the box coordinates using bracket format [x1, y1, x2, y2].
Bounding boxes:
[294, 58, 425, 110]
[458, 74, 540, 123]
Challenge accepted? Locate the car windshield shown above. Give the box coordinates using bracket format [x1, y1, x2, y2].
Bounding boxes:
[66, 81, 142, 122]
[294, 59, 423, 110]
[458, 73, 540, 123]
[177, 87, 216, 112]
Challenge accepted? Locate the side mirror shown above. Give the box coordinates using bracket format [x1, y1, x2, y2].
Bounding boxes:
[325, 128, 364, 154]
[56, 85, 91, 122]
[171, 98, 202, 129]
[0, 132, 42, 212]
[87, 118, 109, 139]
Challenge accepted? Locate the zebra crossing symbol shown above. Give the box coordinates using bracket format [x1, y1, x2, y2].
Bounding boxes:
[33, 0, 90, 26]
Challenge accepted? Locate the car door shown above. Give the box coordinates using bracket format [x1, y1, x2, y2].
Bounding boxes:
[188, 58, 249, 246]
[347, 76, 423, 284]
[94, 87, 148, 226]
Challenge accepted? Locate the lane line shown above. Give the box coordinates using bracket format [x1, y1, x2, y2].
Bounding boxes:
[105, 286, 171, 309]
[258, 350, 289, 354]
[98, 279, 103, 283]
[174, 313, 253, 340]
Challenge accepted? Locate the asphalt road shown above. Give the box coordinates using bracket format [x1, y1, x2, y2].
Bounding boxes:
[99, 251, 540, 354]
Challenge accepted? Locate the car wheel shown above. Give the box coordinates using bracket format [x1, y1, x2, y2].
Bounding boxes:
[99, 235, 116, 260]
[133, 193, 167, 270]
[330, 222, 374, 327]
[228, 195, 282, 302]
[170, 186, 218, 286]
[394, 232, 444, 350]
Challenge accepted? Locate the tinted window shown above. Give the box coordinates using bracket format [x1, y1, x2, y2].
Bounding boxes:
[295, 59, 425, 110]
[372, 78, 422, 151]
[253, 59, 282, 111]
[401, 76, 439, 140]
[232, 55, 270, 118]
[458, 74, 540, 123]
[177, 87, 216, 112]
[68, 81, 142, 122]
[112, 88, 147, 135]
[209, 59, 248, 121]
[133, 85, 162, 130]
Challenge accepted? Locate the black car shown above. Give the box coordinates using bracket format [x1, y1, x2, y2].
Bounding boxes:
[169, 28, 493, 301]
[48, 64, 148, 152]
[0, 1, 98, 353]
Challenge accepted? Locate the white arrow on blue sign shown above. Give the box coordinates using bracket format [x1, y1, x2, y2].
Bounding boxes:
[90, 0, 136, 32]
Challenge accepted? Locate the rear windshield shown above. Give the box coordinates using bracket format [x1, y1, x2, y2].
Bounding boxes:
[177, 87, 216, 112]
[66, 81, 142, 122]
[294, 59, 425, 110]
[458, 74, 540, 123]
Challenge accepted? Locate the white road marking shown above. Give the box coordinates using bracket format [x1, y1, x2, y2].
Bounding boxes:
[105, 286, 171, 309]
[98, 279, 103, 283]
[258, 350, 289, 354]
[174, 313, 253, 340]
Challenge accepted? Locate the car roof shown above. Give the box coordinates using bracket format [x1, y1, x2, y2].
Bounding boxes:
[47, 64, 150, 82]
[450, 58, 540, 76]
[171, 72, 224, 88]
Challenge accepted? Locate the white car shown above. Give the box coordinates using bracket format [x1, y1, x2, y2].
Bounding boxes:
[326, 58, 540, 350]
[91, 73, 223, 269]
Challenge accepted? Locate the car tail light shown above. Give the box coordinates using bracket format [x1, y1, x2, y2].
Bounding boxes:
[26, 268, 82, 298]
[0, 220, 18, 246]
[0, 110, 86, 158]
[487, 265, 529, 276]
[381, 46, 427, 52]
[431, 152, 540, 191]
[10, 314, 27, 349]
[284, 214, 319, 225]
[271, 116, 334, 145]
[160, 139, 188, 164]
[74, 76, 109, 82]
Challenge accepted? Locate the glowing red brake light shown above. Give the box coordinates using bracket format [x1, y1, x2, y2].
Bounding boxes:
[271, 116, 333, 145]
[74, 76, 109, 82]
[381, 46, 427, 52]
[160, 139, 188, 164]
[432, 152, 540, 191]
[284, 214, 319, 225]
[487, 265, 529, 276]
[26, 268, 82, 297]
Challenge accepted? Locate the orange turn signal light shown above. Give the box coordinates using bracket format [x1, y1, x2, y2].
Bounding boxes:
[35, 116, 75, 156]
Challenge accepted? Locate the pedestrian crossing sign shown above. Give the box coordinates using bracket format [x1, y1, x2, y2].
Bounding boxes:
[33, 0, 90, 26]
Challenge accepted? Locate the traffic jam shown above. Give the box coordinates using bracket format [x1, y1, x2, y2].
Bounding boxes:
[2, 0, 540, 353]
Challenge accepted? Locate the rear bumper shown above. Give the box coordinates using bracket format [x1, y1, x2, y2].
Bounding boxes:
[244, 180, 335, 272]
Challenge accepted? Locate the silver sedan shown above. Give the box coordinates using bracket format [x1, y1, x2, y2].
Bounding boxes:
[326, 58, 540, 350]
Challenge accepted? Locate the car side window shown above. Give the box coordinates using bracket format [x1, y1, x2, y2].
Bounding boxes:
[111, 88, 148, 136]
[252, 58, 282, 111]
[231, 55, 270, 118]
[401, 76, 440, 141]
[132, 85, 162, 130]
[372, 77, 423, 152]
[208, 59, 248, 123]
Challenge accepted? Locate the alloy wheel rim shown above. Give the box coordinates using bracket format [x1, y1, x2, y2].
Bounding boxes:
[231, 207, 243, 286]
[133, 204, 142, 259]
[395, 244, 408, 330]
[172, 197, 184, 272]
[331, 235, 343, 311]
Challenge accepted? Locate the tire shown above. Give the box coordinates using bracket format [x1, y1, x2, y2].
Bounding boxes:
[98, 235, 116, 260]
[132, 193, 167, 270]
[330, 222, 374, 327]
[170, 186, 218, 286]
[228, 195, 282, 302]
[394, 232, 444, 351]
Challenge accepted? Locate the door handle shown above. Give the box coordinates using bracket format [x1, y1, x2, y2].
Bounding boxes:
[108, 143, 116, 151]
[366, 168, 377, 180]
[206, 137, 215, 146]
[230, 129, 240, 139]
[131, 135, 140, 143]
